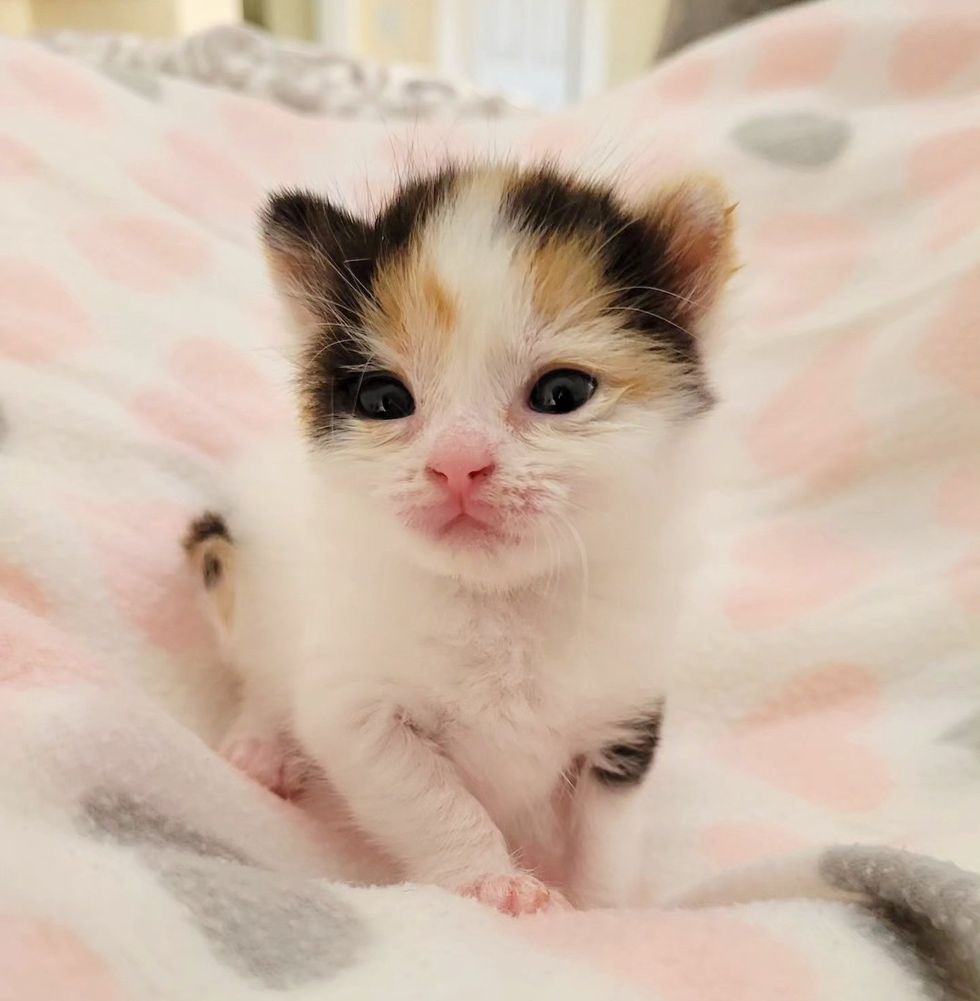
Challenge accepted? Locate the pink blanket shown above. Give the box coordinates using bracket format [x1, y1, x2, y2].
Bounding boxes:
[1, 1, 978, 997]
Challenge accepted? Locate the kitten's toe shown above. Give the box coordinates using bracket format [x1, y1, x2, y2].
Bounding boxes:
[221, 736, 305, 800]
[458, 874, 570, 916]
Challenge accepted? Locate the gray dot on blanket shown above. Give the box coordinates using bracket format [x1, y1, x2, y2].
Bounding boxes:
[160, 858, 362, 989]
[81, 788, 250, 865]
[940, 712, 980, 756]
[821, 846, 980, 998]
[732, 111, 850, 168]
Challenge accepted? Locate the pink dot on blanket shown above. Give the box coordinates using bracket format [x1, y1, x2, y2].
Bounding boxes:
[725, 524, 879, 631]
[517, 910, 819, 1001]
[0, 916, 125, 1001]
[651, 52, 715, 103]
[937, 464, 980, 532]
[130, 129, 263, 226]
[891, 16, 980, 96]
[0, 606, 97, 688]
[747, 11, 847, 91]
[79, 500, 208, 655]
[699, 822, 809, 867]
[0, 258, 95, 363]
[747, 213, 866, 323]
[719, 664, 892, 813]
[0, 562, 49, 618]
[219, 92, 311, 175]
[0, 133, 40, 179]
[130, 337, 287, 459]
[5, 50, 106, 125]
[70, 216, 212, 294]
[910, 127, 980, 197]
[746, 327, 873, 488]
[950, 549, 980, 615]
[918, 265, 980, 401]
[928, 176, 980, 251]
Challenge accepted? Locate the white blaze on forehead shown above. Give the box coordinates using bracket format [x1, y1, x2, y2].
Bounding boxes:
[417, 174, 531, 404]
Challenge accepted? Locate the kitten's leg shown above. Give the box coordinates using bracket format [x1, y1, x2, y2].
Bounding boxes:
[184, 512, 304, 799]
[567, 708, 662, 908]
[298, 687, 567, 915]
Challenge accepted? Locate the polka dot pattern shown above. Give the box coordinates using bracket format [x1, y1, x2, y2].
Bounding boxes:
[130, 129, 262, 231]
[5, 50, 106, 125]
[0, 917, 125, 1001]
[0, 258, 95, 363]
[725, 525, 879, 631]
[0, 3, 979, 992]
[919, 265, 980, 401]
[718, 665, 892, 812]
[70, 216, 212, 294]
[891, 16, 980, 96]
[747, 11, 848, 91]
[130, 337, 287, 459]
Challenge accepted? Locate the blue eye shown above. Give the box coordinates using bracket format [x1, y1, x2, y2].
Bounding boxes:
[528, 369, 597, 415]
[353, 375, 415, 420]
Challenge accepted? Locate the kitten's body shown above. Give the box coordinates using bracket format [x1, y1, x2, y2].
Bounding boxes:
[191, 163, 734, 913]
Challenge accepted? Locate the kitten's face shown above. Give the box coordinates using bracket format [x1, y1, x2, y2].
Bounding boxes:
[262, 166, 734, 585]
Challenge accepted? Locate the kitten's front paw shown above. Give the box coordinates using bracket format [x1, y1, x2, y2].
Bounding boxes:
[458, 874, 570, 917]
[221, 736, 306, 800]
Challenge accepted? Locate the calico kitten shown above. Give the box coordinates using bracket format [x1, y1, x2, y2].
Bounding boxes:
[187, 162, 735, 914]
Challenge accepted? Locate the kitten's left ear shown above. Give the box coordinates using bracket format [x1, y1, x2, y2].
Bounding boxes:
[641, 174, 738, 326]
[260, 189, 373, 345]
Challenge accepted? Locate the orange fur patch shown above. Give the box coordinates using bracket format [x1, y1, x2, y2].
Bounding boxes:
[366, 256, 459, 363]
[529, 237, 603, 324]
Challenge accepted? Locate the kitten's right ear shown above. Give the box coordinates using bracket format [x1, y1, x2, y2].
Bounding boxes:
[260, 190, 373, 344]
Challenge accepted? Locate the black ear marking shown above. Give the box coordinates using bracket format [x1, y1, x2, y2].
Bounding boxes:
[504, 165, 719, 375]
[183, 511, 231, 553]
[592, 705, 664, 788]
[261, 169, 460, 442]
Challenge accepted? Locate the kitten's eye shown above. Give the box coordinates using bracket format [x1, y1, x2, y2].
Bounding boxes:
[352, 374, 415, 420]
[528, 369, 597, 415]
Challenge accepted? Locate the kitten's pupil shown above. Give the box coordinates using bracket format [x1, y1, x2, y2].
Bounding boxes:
[529, 369, 597, 415]
[354, 375, 415, 420]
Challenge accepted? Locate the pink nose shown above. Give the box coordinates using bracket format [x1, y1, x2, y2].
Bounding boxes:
[426, 433, 496, 500]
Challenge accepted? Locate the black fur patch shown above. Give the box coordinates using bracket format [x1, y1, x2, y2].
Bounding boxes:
[592, 706, 664, 788]
[262, 169, 458, 440]
[505, 167, 700, 370]
[183, 511, 231, 553]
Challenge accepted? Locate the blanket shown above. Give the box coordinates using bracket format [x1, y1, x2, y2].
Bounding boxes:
[1, 1, 978, 997]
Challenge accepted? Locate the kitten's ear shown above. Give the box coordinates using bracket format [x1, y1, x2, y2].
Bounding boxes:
[260, 189, 373, 344]
[641, 174, 737, 325]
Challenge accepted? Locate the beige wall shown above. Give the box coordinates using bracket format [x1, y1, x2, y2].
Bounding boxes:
[0, 0, 32, 34]
[356, 0, 435, 66]
[606, 0, 670, 86]
[4, 0, 241, 36]
[348, 0, 669, 87]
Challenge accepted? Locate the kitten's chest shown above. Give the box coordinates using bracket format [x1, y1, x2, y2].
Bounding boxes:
[419, 598, 582, 807]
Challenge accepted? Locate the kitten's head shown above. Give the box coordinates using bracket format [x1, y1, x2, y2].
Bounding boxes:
[261, 164, 735, 586]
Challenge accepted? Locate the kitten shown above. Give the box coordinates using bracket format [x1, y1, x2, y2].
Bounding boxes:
[186, 162, 735, 915]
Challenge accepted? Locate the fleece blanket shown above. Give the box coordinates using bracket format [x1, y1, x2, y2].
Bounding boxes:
[1, 1, 979, 997]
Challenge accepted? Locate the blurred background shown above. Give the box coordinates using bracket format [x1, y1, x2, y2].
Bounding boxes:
[0, 0, 799, 109]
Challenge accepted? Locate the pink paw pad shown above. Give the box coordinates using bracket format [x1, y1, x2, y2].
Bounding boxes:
[458, 874, 570, 917]
[221, 736, 305, 800]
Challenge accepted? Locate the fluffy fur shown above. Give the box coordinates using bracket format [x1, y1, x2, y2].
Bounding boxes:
[190, 163, 735, 913]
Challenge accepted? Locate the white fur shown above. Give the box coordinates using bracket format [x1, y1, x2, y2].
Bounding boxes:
[216, 175, 714, 907]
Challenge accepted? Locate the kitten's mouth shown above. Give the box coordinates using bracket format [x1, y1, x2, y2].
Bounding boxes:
[405, 504, 513, 549]
[436, 513, 504, 546]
